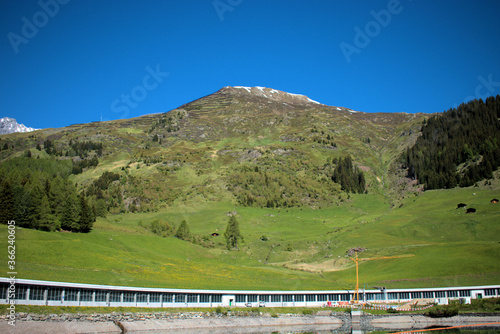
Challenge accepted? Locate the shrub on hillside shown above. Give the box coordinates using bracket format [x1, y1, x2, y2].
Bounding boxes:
[470, 297, 500, 312]
[149, 219, 175, 237]
[425, 306, 458, 318]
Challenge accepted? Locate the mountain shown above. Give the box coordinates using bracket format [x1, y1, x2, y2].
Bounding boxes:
[0, 86, 430, 211]
[0, 117, 39, 135]
[2, 88, 498, 212]
[0, 85, 430, 222]
[0, 87, 499, 290]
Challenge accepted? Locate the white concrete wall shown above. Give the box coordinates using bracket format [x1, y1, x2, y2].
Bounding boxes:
[221, 295, 235, 307]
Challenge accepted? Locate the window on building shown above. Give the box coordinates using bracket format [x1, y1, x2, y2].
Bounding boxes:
[235, 295, 246, 303]
[80, 290, 93, 302]
[459, 290, 471, 297]
[200, 294, 211, 303]
[123, 292, 135, 303]
[485, 289, 496, 296]
[422, 291, 434, 299]
[0, 283, 7, 299]
[412, 292, 422, 299]
[163, 293, 173, 303]
[271, 295, 281, 303]
[329, 294, 339, 301]
[212, 295, 222, 303]
[259, 295, 269, 303]
[367, 293, 383, 301]
[150, 293, 161, 303]
[306, 294, 316, 302]
[387, 293, 398, 300]
[175, 294, 186, 303]
[399, 292, 410, 299]
[248, 295, 258, 303]
[447, 291, 458, 298]
[317, 294, 327, 302]
[109, 292, 121, 302]
[14, 285, 27, 300]
[47, 288, 62, 301]
[137, 293, 148, 303]
[340, 294, 351, 301]
[282, 295, 293, 302]
[95, 291, 107, 302]
[187, 294, 198, 303]
[65, 289, 79, 302]
[294, 294, 304, 302]
[435, 291, 446, 298]
[29, 286, 46, 301]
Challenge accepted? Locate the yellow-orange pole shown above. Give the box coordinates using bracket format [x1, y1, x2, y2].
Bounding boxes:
[355, 252, 359, 303]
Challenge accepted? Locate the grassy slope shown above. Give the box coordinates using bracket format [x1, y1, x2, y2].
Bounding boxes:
[325, 181, 500, 288]
[1, 178, 498, 291]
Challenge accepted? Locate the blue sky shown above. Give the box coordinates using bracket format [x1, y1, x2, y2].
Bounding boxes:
[1, 0, 500, 129]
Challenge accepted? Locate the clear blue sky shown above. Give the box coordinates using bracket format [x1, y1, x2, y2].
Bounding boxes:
[2, 0, 500, 129]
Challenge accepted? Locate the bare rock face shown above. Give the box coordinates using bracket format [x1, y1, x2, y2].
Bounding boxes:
[347, 247, 366, 256]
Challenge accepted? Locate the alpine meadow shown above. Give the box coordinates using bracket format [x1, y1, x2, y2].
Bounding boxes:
[0, 86, 499, 291]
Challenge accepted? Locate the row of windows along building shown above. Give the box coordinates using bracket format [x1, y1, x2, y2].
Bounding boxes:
[1, 278, 499, 308]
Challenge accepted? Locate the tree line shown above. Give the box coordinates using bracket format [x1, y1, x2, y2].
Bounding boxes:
[401, 95, 500, 189]
[329, 155, 366, 194]
[0, 157, 96, 232]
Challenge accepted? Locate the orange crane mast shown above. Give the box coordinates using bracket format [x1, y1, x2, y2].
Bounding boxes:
[353, 252, 360, 303]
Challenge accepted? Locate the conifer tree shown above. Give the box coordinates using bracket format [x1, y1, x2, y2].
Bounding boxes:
[224, 215, 243, 250]
[331, 155, 366, 194]
[49, 176, 66, 218]
[403, 95, 500, 189]
[13, 186, 30, 227]
[38, 194, 55, 231]
[27, 183, 44, 229]
[175, 220, 191, 241]
[94, 198, 108, 218]
[0, 179, 15, 224]
[61, 186, 80, 231]
[78, 193, 93, 232]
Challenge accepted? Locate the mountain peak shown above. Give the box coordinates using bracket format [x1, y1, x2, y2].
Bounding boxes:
[220, 86, 324, 106]
[0, 117, 39, 135]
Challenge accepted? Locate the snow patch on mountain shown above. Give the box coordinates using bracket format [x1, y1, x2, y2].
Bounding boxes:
[0, 117, 39, 135]
[226, 86, 324, 106]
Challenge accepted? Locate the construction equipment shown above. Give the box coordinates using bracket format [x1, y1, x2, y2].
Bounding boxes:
[351, 252, 360, 304]
[349, 252, 415, 304]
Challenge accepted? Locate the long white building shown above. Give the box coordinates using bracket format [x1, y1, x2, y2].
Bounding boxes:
[1, 278, 498, 308]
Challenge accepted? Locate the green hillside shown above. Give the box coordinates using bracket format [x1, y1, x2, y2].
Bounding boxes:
[0, 87, 499, 290]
